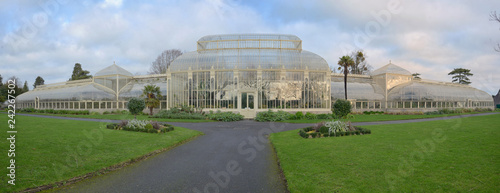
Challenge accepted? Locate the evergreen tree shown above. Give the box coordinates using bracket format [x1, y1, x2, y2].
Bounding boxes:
[448, 68, 473, 85]
[23, 81, 29, 92]
[412, 73, 421, 80]
[69, 63, 92, 81]
[33, 76, 45, 88]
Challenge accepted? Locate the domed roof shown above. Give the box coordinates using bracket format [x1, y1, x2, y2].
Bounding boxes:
[169, 49, 329, 71]
[388, 81, 493, 101]
[371, 62, 411, 76]
[95, 63, 133, 77]
[169, 34, 329, 72]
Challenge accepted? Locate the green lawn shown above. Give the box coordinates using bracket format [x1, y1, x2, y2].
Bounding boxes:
[0, 115, 202, 192]
[282, 111, 497, 123]
[270, 114, 500, 192]
[23, 113, 215, 123]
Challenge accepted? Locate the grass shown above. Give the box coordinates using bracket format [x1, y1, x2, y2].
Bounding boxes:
[22, 112, 215, 123]
[270, 114, 500, 192]
[0, 115, 203, 192]
[281, 111, 497, 123]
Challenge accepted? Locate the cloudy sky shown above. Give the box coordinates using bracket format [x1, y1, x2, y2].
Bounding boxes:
[1, 0, 499, 94]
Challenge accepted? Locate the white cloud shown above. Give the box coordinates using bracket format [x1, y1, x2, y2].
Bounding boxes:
[0, 0, 499, 94]
[100, 0, 123, 9]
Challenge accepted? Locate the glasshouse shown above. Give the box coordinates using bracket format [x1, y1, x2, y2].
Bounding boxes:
[16, 34, 494, 118]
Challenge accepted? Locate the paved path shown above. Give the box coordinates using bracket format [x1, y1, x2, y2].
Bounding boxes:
[17, 112, 498, 193]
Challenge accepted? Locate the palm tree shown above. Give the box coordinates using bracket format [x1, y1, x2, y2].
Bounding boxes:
[141, 84, 163, 115]
[338, 55, 354, 100]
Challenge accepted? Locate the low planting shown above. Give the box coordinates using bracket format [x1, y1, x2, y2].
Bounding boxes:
[106, 120, 175, 133]
[255, 109, 291, 121]
[206, 110, 244, 122]
[153, 107, 244, 121]
[153, 109, 206, 119]
[298, 120, 371, 138]
[18, 108, 90, 115]
[424, 107, 493, 115]
[363, 110, 384, 115]
[256, 110, 335, 122]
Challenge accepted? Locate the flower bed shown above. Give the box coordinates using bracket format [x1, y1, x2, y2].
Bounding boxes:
[106, 120, 174, 134]
[298, 120, 371, 138]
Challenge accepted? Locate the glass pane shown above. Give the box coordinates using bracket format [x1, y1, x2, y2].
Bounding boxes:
[249, 94, 254, 109]
[242, 93, 248, 109]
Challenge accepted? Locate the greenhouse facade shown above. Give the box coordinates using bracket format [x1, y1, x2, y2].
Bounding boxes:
[17, 34, 494, 118]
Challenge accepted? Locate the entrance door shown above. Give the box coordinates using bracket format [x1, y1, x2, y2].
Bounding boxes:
[240, 92, 256, 118]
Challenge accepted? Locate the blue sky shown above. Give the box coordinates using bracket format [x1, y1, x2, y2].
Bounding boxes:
[1, 0, 499, 95]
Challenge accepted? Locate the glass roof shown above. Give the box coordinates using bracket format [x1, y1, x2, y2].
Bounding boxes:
[95, 63, 133, 77]
[197, 34, 302, 51]
[119, 80, 167, 100]
[169, 49, 329, 71]
[17, 83, 115, 101]
[371, 63, 411, 76]
[388, 81, 493, 101]
[331, 82, 384, 100]
[198, 34, 301, 42]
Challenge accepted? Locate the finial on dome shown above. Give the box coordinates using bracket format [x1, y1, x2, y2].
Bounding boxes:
[389, 60, 391, 64]
[113, 61, 116, 65]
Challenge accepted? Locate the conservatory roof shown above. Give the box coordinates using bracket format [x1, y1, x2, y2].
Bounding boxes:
[387, 81, 493, 101]
[95, 63, 133, 77]
[331, 82, 384, 100]
[371, 63, 412, 76]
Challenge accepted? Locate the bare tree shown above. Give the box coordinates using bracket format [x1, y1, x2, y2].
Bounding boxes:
[149, 49, 183, 74]
[490, 11, 500, 52]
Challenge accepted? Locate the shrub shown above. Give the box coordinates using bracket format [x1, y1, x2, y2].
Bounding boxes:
[311, 133, 318, 138]
[150, 121, 161, 130]
[316, 113, 332, 119]
[313, 122, 325, 132]
[319, 126, 329, 134]
[255, 110, 291, 122]
[145, 123, 154, 130]
[152, 109, 206, 120]
[90, 111, 100, 115]
[106, 123, 118, 129]
[162, 124, 175, 132]
[127, 97, 146, 119]
[295, 112, 304, 120]
[332, 99, 352, 118]
[299, 130, 307, 138]
[22, 108, 36, 113]
[207, 111, 244, 122]
[305, 112, 317, 120]
[115, 120, 126, 129]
